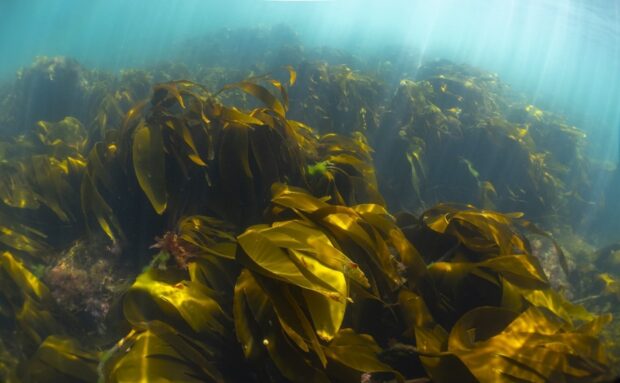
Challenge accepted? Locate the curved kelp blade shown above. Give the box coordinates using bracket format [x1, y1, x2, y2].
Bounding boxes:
[237, 220, 351, 303]
[107, 322, 223, 383]
[219, 81, 286, 117]
[446, 306, 613, 382]
[25, 336, 99, 383]
[132, 121, 167, 215]
[324, 328, 403, 382]
[233, 269, 330, 382]
[123, 269, 230, 341]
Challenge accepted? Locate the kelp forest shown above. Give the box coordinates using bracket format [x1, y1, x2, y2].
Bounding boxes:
[0, 26, 619, 382]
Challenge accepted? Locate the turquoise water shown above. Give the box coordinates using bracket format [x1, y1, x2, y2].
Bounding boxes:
[1, 0, 619, 160]
[1, 1, 620, 382]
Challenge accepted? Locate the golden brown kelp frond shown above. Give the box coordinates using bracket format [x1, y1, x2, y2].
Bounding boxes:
[96, 212, 245, 381]
[210, 74, 308, 224]
[399, 205, 547, 326]
[103, 321, 227, 383]
[0, 210, 50, 258]
[36, 117, 88, 159]
[288, 61, 386, 136]
[375, 62, 592, 226]
[162, 214, 240, 292]
[236, 210, 364, 319]
[307, 132, 385, 207]
[23, 335, 100, 383]
[0, 250, 68, 377]
[392, 204, 615, 382]
[85, 69, 305, 232]
[416, 59, 513, 115]
[122, 268, 233, 345]
[98, 258, 242, 380]
[233, 268, 401, 382]
[0, 114, 90, 254]
[233, 268, 332, 382]
[400, 204, 569, 295]
[388, 80, 463, 144]
[0, 153, 86, 251]
[0, 339, 19, 383]
[405, 302, 613, 383]
[421, 203, 531, 257]
[232, 185, 423, 380]
[268, 183, 428, 294]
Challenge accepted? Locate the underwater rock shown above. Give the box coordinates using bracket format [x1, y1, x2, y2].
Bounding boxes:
[42, 237, 130, 333]
[529, 235, 572, 298]
[595, 243, 620, 276]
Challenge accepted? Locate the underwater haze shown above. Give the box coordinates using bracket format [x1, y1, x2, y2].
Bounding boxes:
[1, 0, 619, 161]
[1, 1, 620, 382]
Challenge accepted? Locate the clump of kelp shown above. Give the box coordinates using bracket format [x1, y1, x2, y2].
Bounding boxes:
[0, 26, 618, 381]
[374, 60, 592, 226]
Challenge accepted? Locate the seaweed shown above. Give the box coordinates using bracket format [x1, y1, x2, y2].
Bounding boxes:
[375, 61, 592, 230]
[0, 40, 617, 382]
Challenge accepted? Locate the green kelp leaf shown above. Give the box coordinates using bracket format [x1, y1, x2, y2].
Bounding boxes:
[26, 336, 99, 383]
[108, 324, 223, 383]
[237, 219, 350, 302]
[132, 121, 167, 214]
[233, 269, 330, 382]
[123, 269, 230, 340]
[324, 328, 403, 382]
